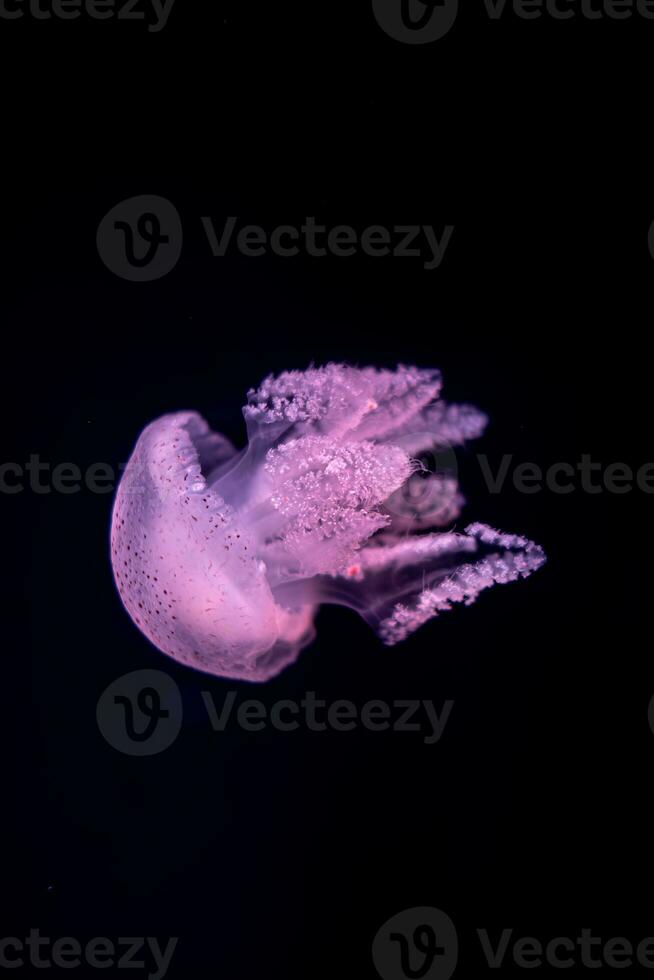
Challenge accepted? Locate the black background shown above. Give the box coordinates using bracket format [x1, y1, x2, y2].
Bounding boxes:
[4, 1, 654, 978]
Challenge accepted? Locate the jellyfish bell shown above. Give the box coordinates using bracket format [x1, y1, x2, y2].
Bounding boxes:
[110, 411, 316, 682]
[110, 364, 545, 682]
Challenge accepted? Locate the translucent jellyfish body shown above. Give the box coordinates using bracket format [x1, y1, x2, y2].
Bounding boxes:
[111, 365, 545, 681]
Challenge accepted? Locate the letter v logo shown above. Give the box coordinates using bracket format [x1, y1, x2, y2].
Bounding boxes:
[372, 0, 458, 43]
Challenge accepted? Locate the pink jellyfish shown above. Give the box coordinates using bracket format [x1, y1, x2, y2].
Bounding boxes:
[110, 364, 545, 681]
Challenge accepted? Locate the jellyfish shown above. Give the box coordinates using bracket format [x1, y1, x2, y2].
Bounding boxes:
[110, 364, 545, 681]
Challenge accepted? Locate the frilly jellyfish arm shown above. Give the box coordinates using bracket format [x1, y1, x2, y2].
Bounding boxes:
[111, 364, 545, 681]
[333, 523, 545, 644]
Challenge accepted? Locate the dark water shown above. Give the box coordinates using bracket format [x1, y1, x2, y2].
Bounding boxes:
[5, 9, 653, 978]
